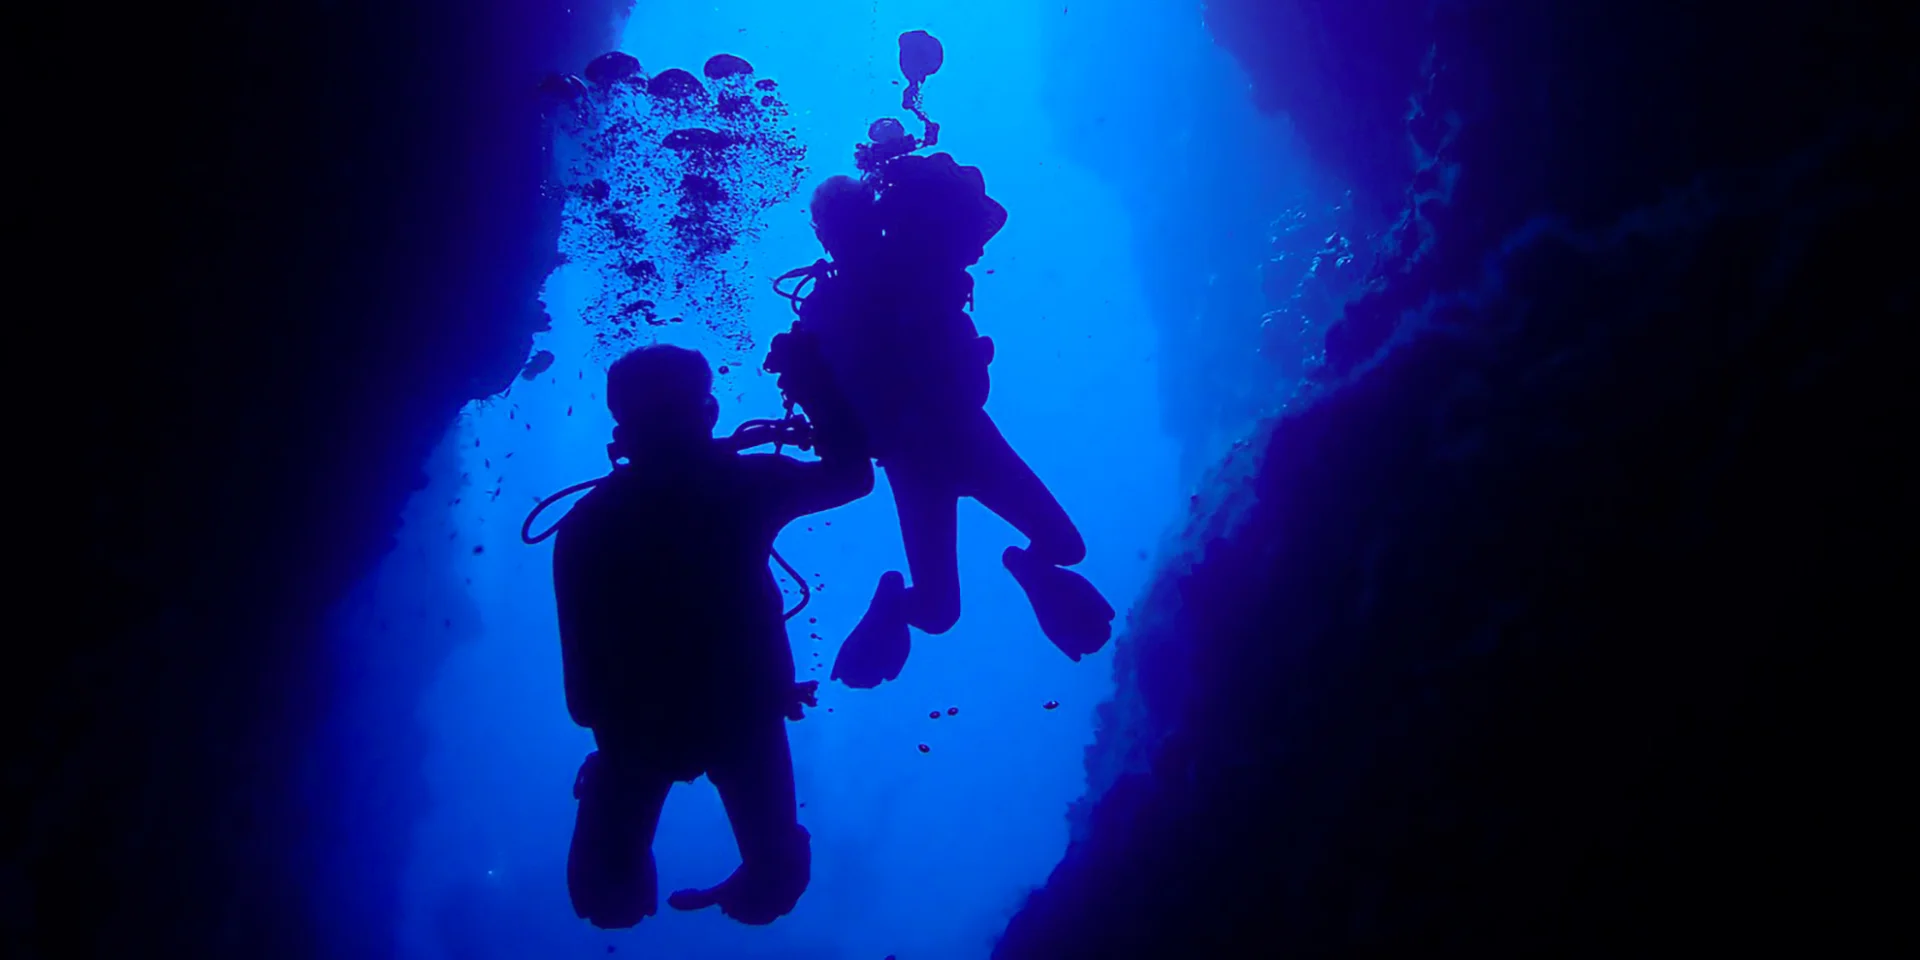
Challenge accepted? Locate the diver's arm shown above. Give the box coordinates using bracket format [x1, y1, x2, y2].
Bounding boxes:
[550, 522, 599, 730]
[751, 450, 873, 525]
[758, 329, 876, 520]
[751, 387, 874, 523]
[798, 360, 876, 509]
[806, 362, 871, 468]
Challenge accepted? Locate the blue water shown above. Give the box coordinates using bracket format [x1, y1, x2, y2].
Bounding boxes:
[324, 2, 1302, 956]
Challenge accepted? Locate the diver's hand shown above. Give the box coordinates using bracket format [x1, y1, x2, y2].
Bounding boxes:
[763, 323, 811, 374]
[767, 328, 830, 406]
[785, 680, 820, 721]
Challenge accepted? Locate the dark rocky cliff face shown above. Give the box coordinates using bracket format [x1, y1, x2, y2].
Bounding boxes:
[996, 1, 1909, 956]
[37, 3, 626, 956]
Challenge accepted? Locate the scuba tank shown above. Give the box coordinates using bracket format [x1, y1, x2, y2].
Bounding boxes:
[873, 152, 1007, 269]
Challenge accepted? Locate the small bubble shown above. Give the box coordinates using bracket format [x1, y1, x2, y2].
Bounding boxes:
[947, 706, 958, 716]
[929, 710, 941, 720]
[1043, 700, 1060, 710]
[917, 743, 931, 753]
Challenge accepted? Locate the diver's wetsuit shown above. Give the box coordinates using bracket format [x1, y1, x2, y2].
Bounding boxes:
[552, 400, 869, 929]
[779, 152, 1112, 688]
[801, 257, 1085, 634]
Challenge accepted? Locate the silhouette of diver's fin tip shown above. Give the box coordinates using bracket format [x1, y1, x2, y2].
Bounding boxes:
[668, 887, 721, 912]
[830, 571, 911, 689]
[669, 866, 798, 926]
[1003, 548, 1115, 660]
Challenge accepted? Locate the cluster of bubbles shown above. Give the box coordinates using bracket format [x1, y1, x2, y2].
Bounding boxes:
[541, 51, 807, 360]
[912, 701, 1060, 754]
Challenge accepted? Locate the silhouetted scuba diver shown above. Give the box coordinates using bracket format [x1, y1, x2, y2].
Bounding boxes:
[767, 29, 1115, 690]
[529, 341, 871, 928]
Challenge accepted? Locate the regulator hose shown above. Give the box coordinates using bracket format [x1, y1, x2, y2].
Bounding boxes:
[520, 418, 815, 621]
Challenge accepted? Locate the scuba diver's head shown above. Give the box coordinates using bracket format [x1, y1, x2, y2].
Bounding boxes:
[810, 175, 880, 261]
[605, 344, 720, 458]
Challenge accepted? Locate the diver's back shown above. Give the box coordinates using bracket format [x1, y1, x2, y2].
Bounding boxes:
[801, 256, 987, 460]
[563, 449, 787, 722]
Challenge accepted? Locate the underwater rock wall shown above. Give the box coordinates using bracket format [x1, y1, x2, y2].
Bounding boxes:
[997, 0, 1911, 955]
[46, 2, 627, 957]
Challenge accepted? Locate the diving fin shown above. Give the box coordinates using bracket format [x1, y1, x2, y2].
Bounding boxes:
[666, 883, 723, 914]
[830, 571, 911, 689]
[668, 825, 810, 925]
[1003, 547, 1114, 660]
[668, 868, 787, 926]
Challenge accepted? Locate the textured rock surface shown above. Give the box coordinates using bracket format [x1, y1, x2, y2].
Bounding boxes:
[997, 1, 1910, 956]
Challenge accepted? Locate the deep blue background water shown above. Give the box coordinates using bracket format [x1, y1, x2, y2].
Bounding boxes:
[322, 4, 1305, 957]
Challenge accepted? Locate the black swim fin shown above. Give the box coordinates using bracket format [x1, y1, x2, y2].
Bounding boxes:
[666, 883, 723, 914]
[1003, 547, 1114, 660]
[830, 571, 911, 689]
[668, 826, 810, 925]
[668, 867, 786, 926]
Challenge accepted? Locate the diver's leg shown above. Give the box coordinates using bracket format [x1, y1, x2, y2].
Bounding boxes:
[962, 414, 1086, 567]
[894, 466, 963, 634]
[667, 719, 810, 925]
[960, 416, 1115, 659]
[567, 749, 673, 929]
[830, 464, 957, 689]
